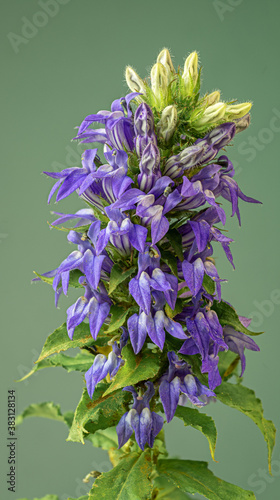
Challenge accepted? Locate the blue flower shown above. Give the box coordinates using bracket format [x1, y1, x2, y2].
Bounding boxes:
[116, 382, 164, 450]
[159, 352, 215, 422]
[85, 328, 128, 398]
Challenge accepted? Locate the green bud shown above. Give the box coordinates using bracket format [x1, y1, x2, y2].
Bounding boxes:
[125, 66, 146, 94]
[192, 102, 226, 128]
[204, 90, 221, 106]
[150, 63, 168, 96]
[157, 105, 178, 142]
[182, 51, 198, 95]
[225, 102, 252, 120]
[157, 48, 175, 83]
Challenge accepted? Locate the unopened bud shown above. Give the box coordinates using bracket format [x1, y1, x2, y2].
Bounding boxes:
[157, 48, 175, 83]
[234, 113, 251, 134]
[182, 51, 198, 95]
[125, 66, 146, 94]
[193, 103, 226, 129]
[157, 105, 178, 142]
[134, 103, 155, 136]
[150, 63, 168, 100]
[204, 90, 221, 107]
[225, 102, 252, 120]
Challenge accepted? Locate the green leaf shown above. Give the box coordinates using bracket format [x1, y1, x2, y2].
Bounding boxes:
[169, 212, 193, 230]
[215, 382, 276, 472]
[34, 269, 84, 289]
[160, 250, 178, 277]
[166, 229, 184, 261]
[108, 264, 136, 295]
[67, 385, 130, 444]
[174, 406, 217, 461]
[109, 264, 136, 295]
[103, 344, 161, 396]
[15, 402, 72, 427]
[157, 459, 255, 499]
[89, 450, 153, 499]
[36, 322, 110, 362]
[202, 274, 215, 295]
[165, 298, 184, 319]
[18, 351, 94, 382]
[218, 350, 240, 380]
[212, 300, 262, 336]
[88, 426, 118, 451]
[153, 476, 194, 499]
[105, 306, 132, 334]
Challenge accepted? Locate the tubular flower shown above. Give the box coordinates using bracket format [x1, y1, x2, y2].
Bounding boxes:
[116, 382, 164, 450]
[85, 328, 128, 398]
[159, 352, 216, 422]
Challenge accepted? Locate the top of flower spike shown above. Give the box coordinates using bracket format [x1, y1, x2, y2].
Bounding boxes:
[125, 48, 252, 144]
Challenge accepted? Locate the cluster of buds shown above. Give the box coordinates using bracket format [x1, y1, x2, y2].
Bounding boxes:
[125, 48, 252, 140]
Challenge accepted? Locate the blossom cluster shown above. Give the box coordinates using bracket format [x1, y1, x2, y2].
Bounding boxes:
[40, 49, 260, 451]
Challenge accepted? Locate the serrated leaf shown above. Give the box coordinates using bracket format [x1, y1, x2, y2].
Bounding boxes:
[89, 450, 153, 499]
[18, 351, 94, 382]
[105, 306, 132, 334]
[108, 264, 136, 295]
[215, 382, 276, 472]
[103, 344, 161, 396]
[157, 459, 255, 499]
[202, 274, 215, 295]
[169, 213, 193, 230]
[166, 229, 184, 261]
[160, 250, 178, 277]
[212, 300, 262, 336]
[165, 299, 184, 319]
[34, 269, 84, 289]
[36, 322, 110, 362]
[174, 406, 217, 461]
[87, 426, 118, 450]
[15, 402, 71, 427]
[67, 385, 130, 444]
[218, 350, 240, 380]
[153, 476, 194, 499]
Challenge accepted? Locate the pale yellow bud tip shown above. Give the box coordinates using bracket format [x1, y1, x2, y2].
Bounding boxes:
[150, 63, 168, 96]
[125, 66, 146, 94]
[193, 102, 226, 128]
[157, 48, 175, 75]
[225, 102, 252, 120]
[182, 51, 199, 94]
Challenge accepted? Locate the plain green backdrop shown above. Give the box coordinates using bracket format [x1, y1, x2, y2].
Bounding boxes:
[1, 0, 280, 498]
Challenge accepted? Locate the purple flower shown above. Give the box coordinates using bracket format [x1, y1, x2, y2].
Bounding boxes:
[223, 326, 260, 376]
[85, 328, 128, 398]
[134, 102, 157, 156]
[44, 149, 102, 203]
[127, 309, 186, 354]
[75, 92, 139, 151]
[116, 382, 164, 450]
[159, 352, 215, 422]
[67, 280, 111, 340]
[94, 207, 148, 256]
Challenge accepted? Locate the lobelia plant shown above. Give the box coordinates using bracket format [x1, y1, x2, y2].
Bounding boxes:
[17, 48, 276, 500]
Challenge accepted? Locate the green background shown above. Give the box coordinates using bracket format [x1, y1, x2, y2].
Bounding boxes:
[1, 0, 279, 498]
